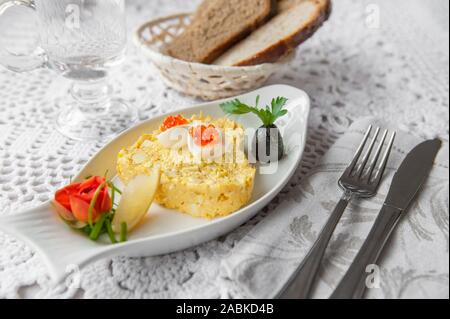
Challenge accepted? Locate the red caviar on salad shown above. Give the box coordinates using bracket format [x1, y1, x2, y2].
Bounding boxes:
[160, 114, 190, 132]
[189, 124, 220, 147]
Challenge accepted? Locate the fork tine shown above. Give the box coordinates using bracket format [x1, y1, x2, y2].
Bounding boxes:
[356, 127, 381, 177]
[346, 126, 372, 174]
[364, 129, 388, 181]
[372, 131, 396, 184]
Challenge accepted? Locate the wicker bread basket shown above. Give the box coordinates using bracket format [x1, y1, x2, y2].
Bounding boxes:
[134, 13, 294, 101]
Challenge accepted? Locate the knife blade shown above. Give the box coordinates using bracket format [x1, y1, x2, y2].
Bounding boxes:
[330, 138, 442, 299]
[384, 138, 442, 210]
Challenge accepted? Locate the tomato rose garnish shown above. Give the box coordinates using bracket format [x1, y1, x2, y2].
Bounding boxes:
[160, 115, 189, 132]
[189, 124, 220, 146]
[55, 176, 112, 223]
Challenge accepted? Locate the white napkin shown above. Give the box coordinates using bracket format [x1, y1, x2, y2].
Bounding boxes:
[222, 118, 449, 299]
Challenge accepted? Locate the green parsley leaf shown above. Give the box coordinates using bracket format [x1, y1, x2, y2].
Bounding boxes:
[219, 95, 288, 128]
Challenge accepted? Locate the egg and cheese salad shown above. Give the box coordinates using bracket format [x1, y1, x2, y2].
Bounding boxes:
[117, 114, 256, 219]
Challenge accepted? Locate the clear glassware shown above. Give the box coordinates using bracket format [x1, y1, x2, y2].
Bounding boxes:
[0, 0, 137, 141]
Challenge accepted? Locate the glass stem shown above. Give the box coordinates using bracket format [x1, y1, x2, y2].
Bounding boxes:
[70, 79, 112, 118]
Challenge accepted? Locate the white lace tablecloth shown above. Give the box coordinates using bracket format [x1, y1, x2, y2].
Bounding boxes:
[0, 0, 448, 298]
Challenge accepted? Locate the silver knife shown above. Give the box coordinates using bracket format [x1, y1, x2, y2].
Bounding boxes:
[330, 138, 442, 299]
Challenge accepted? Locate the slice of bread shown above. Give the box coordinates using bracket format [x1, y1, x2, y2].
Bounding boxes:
[165, 0, 275, 64]
[214, 0, 331, 66]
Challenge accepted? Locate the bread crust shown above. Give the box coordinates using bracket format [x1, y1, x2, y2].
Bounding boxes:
[232, 0, 332, 66]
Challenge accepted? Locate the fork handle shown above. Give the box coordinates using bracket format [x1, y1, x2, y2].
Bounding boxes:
[277, 191, 352, 299]
[330, 205, 403, 299]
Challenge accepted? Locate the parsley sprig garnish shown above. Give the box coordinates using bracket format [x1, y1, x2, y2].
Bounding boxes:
[220, 96, 288, 127]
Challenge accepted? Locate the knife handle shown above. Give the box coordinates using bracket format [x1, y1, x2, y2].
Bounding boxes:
[330, 205, 403, 299]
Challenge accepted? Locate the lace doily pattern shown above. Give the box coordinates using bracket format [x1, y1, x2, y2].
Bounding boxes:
[0, 0, 448, 298]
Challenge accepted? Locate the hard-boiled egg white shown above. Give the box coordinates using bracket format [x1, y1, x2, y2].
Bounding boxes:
[157, 125, 190, 149]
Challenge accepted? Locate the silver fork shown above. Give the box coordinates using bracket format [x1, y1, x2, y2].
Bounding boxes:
[278, 126, 396, 299]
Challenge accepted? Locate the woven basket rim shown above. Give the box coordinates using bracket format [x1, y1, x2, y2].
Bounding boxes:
[134, 12, 293, 72]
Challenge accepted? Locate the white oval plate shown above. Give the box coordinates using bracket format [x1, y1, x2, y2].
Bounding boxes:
[0, 85, 310, 283]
